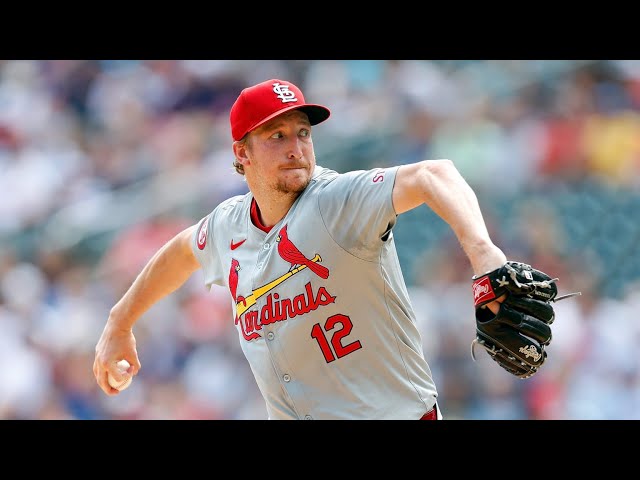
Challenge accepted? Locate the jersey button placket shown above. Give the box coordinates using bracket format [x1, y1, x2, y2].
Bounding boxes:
[283, 374, 291, 382]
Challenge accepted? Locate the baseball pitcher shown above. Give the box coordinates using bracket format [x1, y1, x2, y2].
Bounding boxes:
[94, 78, 570, 419]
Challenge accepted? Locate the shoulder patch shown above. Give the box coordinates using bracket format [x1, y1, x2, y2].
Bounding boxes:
[197, 216, 209, 250]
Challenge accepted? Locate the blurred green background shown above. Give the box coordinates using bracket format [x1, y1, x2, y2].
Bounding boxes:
[1, 60, 638, 419]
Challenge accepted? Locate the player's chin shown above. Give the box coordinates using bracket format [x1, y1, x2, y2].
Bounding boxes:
[278, 169, 310, 193]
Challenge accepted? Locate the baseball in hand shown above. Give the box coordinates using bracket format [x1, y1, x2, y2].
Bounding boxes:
[108, 359, 133, 391]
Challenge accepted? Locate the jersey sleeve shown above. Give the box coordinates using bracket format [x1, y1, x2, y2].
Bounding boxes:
[318, 166, 400, 258]
[191, 209, 224, 289]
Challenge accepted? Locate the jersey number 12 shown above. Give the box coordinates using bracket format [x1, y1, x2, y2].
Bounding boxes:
[311, 314, 362, 363]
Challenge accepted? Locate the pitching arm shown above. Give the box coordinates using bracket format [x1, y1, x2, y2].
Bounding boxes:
[393, 159, 507, 310]
[94, 224, 200, 394]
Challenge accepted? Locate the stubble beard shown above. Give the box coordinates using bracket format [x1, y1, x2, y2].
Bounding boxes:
[275, 175, 310, 195]
[274, 164, 312, 195]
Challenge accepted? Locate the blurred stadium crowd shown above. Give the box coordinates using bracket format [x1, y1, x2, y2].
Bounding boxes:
[1, 60, 640, 420]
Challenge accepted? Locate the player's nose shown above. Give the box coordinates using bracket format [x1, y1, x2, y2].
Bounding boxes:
[286, 137, 304, 160]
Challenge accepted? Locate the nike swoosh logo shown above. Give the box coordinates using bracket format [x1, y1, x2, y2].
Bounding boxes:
[230, 239, 247, 250]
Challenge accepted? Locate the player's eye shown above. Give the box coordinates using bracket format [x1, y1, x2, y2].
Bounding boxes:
[299, 128, 310, 138]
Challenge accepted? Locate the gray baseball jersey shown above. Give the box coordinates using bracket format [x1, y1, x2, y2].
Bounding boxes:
[191, 165, 438, 419]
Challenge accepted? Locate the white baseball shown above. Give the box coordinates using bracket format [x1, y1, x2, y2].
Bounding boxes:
[108, 359, 133, 391]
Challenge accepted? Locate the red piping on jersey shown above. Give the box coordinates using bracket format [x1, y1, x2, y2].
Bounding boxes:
[251, 198, 273, 233]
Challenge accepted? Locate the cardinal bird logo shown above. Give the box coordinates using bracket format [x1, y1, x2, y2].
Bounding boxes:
[229, 258, 257, 341]
[229, 258, 247, 308]
[229, 258, 241, 302]
[276, 224, 329, 279]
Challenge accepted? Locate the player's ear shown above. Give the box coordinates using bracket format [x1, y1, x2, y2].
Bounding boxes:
[232, 140, 250, 167]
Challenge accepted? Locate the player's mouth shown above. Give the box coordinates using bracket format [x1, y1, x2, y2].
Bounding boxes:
[282, 165, 307, 171]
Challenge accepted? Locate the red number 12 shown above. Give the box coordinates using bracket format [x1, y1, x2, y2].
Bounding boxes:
[310, 314, 363, 363]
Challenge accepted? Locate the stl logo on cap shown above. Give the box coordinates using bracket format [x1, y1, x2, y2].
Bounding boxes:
[273, 82, 298, 104]
[230, 78, 331, 141]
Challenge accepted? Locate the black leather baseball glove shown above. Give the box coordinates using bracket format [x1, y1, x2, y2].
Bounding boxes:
[471, 261, 580, 379]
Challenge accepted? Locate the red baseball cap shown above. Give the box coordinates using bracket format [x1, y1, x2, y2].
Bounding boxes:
[230, 79, 331, 141]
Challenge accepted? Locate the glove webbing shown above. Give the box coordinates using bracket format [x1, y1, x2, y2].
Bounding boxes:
[503, 262, 558, 290]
